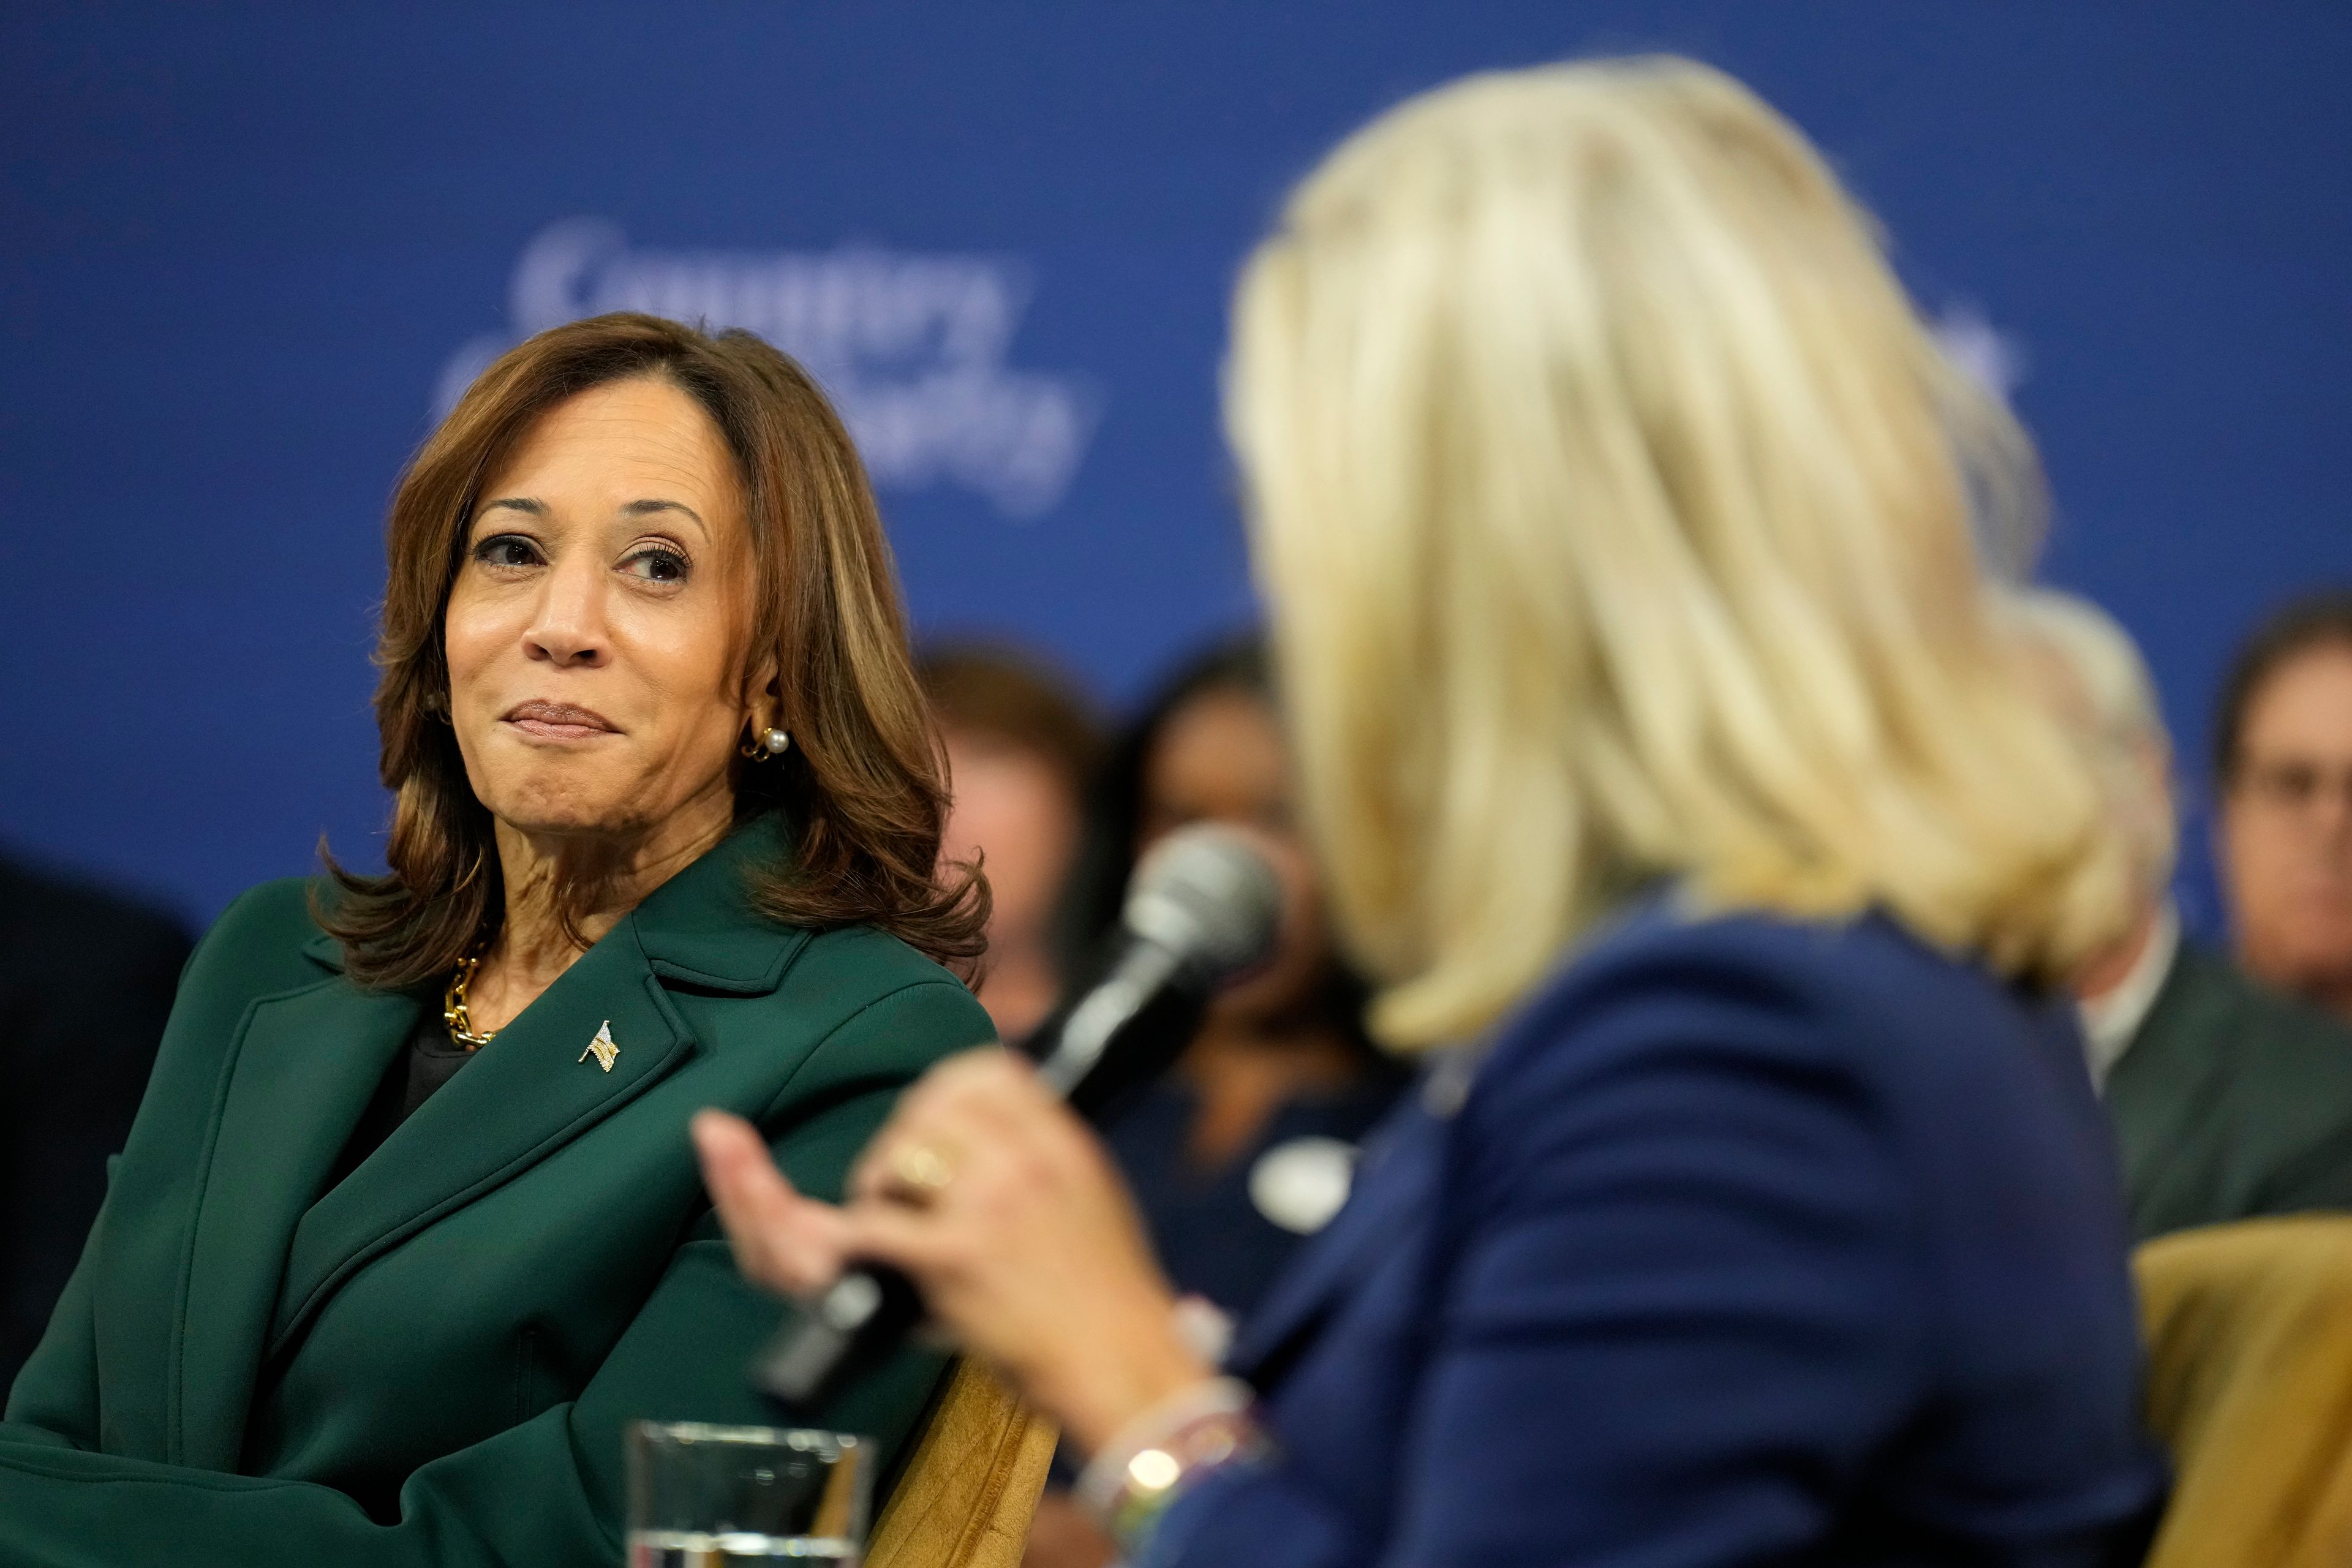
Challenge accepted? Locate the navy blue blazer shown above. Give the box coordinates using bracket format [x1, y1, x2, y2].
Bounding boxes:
[1142, 902, 2167, 1566]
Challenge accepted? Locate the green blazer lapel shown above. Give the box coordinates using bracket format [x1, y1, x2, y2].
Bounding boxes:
[266, 919, 695, 1361]
[173, 952, 415, 1471]
[632, 812, 813, 994]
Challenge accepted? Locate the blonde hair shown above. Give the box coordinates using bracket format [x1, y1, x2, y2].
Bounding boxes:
[1227, 58, 2132, 1049]
[2003, 587, 2177, 897]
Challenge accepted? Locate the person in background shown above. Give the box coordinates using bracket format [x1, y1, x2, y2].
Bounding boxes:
[0, 852, 190, 1390]
[2011, 587, 2352, 1239]
[700, 58, 2165, 1565]
[1058, 635, 1406, 1325]
[921, 644, 1103, 1042]
[1022, 637, 1409, 1568]
[2217, 592, 2352, 1025]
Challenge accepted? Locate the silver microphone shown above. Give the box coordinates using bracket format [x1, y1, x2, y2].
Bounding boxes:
[752, 822, 1284, 1411]
[1036, 822, 1286, 1102]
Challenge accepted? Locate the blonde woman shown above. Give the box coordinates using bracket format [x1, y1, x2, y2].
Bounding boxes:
[697, 58, 2166, 1564]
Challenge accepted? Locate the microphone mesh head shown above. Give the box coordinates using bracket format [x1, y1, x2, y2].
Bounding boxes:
[1121, 823, 1285, 981]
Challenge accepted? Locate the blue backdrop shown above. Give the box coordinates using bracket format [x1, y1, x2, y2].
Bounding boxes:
[4, 2, 2348, 934]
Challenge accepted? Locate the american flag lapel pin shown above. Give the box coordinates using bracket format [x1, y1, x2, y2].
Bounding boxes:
[580, 1020, 620, 1072]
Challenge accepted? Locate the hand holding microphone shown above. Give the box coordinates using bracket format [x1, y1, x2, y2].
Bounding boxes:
[692, 823, 1286, 1446]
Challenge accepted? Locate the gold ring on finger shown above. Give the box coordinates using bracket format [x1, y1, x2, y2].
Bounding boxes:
[886, 1142, 956, 1204]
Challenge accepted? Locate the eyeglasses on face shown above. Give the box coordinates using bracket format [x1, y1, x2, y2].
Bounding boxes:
[2231, 758, 2352, 815]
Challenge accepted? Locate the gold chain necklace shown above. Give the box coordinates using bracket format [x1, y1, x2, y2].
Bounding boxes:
[443, 945, 498, 1050]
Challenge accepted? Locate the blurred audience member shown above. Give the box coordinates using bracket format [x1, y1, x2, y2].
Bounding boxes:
[2217, 592, 2352, 1024]
[1060, 635, 1407, 1325]
[2012, 589, 2352, 1239]
[1024, 637, 1406, 1568]
[921, 644, 1103, 1041]
[0, 851, 189, 1389]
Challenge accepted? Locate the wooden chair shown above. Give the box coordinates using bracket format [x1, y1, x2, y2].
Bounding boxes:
[2135, 1213, 2352, 1568]
[866, 1360, 1058, 1568]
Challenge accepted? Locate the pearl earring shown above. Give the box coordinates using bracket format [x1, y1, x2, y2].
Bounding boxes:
[739, 724, 793, 760]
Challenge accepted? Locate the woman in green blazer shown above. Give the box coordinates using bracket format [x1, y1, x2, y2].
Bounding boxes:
[0, 313, 994, 1566]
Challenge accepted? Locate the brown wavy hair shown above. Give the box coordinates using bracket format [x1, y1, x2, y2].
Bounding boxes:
[320, 312, 987, 988]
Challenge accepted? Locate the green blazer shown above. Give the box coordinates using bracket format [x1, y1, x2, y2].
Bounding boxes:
[0, 816, 993, 1566]
[2108, 940, 2352, 1242]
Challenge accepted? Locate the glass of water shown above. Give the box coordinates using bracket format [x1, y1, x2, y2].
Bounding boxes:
[627, 1420, 872, 1565]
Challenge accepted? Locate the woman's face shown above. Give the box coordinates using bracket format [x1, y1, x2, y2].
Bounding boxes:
[1138, 686, 1332, 1023]
[444, 376, 761, 847]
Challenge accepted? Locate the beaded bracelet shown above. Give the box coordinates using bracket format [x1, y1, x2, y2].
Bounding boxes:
[1076, 1377, 1272, 1555]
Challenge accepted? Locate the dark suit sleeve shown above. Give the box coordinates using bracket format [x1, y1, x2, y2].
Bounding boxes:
[0, 979, 991, 1568]
[0, 889, 189, 1392]
[2119, 955, 2352, 1237]
[2252, 1121, 2352, 1217]
[2234, 991, 2352, 1221]
[0, 1175, 108, 1449]
[1147, 969, 1921, 1567]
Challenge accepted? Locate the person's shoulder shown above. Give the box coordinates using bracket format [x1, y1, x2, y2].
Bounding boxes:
[83, 876, 345, 1095]
[0, 850, 193, 979]
[2158, 940, 2352, 1090]
[1459, 900, 2109, 1253]
[639, 818, 992, 1055]
[2166, 941, 2352, 1041]
[766, 921, 981, 1015]
[2119, 942, 2352, 1224]
[1479, 898, 2022, 1109]
[751, 922, 995, 1072]
[639, 909, 990, 1117]
[1513, 897, 1992, 1040]
[791, 920, 968, 983]
[202, 874, 330, 947]
[179, 875, 343, 1000]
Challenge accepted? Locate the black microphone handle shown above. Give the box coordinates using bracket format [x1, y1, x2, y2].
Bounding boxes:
[751, 1262, 927, 1411]
[750, 962, 1212, 1416]
[1051, 958, 1213, 1120]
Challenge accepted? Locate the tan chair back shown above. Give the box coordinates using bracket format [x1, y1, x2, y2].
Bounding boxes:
[866, 1359, 1058, 1568]
[2135, 1213, 2352, 1568]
